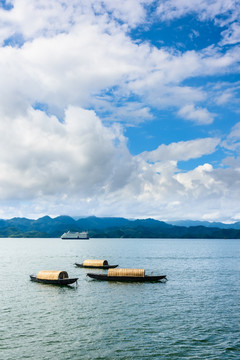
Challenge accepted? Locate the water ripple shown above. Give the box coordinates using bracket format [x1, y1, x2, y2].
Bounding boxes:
[0, 237, 239, 359]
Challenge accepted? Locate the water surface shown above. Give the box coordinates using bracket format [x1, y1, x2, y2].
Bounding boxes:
[0, 238, 239, 359]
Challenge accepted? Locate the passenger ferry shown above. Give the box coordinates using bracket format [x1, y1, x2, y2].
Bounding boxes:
[61, 231, 89, 239]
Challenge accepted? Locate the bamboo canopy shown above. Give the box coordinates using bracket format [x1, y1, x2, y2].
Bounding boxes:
[108, 268, 145, 277]
[83, 259, 108, 267]
[36, 270, 69, 280]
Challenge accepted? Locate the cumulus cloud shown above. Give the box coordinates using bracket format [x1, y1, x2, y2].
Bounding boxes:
[140, 138, 220, 162]
[0, 106, 134, 200]
[155, 0, 240, 52]
[175, 163, 215, 192]
[0, 0, 149, 45]
[0, 99, 227, 221]
[0, 1, 240, 221]
[0, 2, 239, 123]
[156, 0, 240, 24]
[0, 103, 239, 222]
[178, 104, 215, 124]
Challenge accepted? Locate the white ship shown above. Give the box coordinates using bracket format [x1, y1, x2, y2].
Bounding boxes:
[61, 231, 89, 239]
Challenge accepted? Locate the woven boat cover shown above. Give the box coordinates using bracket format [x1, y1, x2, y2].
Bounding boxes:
[108, 268, 145, 277]
[36, 270, 69, 280]
[83, 259, 108, 267]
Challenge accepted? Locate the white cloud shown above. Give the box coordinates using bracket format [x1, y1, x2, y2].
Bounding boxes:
[0, 105, 239, 222]
[0, 1, 240, 222]
[215, 90, 234, 105]
[0, 21, 141, 117]
[0, 100, 226, 221]
[222, 121, 240, 151]
[221, 22, 240, 45]
[0, 0, 150, 45]
[174, 163, 214, 191]
[0, 2, 239, 123]
[178, 104, 216, 124]
[155, 0, 240, 51]
[0, 106, 134, 200]
[140, 138, 220, 162]
[211, 81, 240, 107]
[156, 0, 240, 24]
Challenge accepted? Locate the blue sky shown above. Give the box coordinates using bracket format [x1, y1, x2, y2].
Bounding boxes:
[0, 0, 240, 222]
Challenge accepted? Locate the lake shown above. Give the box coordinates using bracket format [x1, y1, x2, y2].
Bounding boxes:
[0, 238, 239, 359]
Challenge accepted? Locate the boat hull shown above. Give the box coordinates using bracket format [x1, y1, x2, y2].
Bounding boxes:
[75, 263, 118, 269]
[87, 273, 167, 282]
[30, 275, 78, 285]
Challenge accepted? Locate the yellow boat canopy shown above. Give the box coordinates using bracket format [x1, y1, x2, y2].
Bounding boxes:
[83, 259, 108, 267]
[36, 270, 69, 280]
[108, 268, 145, 277]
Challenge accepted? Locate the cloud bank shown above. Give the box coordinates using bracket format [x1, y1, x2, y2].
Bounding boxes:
[0, 0, 240, 222]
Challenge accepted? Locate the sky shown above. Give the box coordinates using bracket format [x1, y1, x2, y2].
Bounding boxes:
[0, 0, 240, 222]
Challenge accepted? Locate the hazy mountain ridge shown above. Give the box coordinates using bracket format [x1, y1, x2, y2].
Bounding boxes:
[0, 216, 240, 238]
[167, 220, 240, 229]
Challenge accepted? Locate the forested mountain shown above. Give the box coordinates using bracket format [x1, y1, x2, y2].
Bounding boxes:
[0, 215, 240, 238]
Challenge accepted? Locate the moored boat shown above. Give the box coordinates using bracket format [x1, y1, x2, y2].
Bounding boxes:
[30, 270, 78, 286]
[75, 259, 118, 269]
[87, 268, 167, 282]
[61, 231, 89, 239]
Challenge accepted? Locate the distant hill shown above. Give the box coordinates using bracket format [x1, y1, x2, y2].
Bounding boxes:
[0, 216, 240, 238]
[168, 220, 240, 229]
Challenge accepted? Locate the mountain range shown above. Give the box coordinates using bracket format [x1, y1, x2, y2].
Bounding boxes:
[1, 215, 240, 238]
[167, 220, 240, 229]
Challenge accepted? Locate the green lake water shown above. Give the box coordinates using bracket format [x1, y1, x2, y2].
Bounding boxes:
[0, 237, 239, 359]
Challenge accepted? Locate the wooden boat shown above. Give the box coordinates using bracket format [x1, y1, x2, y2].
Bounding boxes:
[87, 273, 167, 282]
[87, 268, 167, 282]
[75, 263, 118, 269]
[30, 270, 78, 286]
[75, 259, 118, 269]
